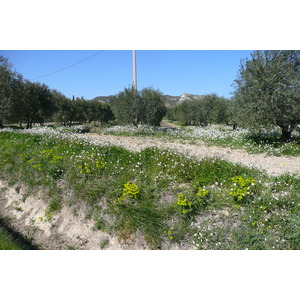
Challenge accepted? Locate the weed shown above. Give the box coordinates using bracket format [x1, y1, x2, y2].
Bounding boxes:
[229, 176, 256, 204]
[13, 206, 22, 212]
[176, 193, 193, 215]
[100, 238, 110, 249]
[116, 181, 140, 205]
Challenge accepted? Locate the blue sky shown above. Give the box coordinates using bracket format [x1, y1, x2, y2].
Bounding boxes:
[0, 50, 254, 99]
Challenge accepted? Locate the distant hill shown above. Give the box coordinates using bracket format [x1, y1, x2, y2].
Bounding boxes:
[164, 93, 205, 107]
[91, 93, 205, 107]
[91, 95, 115, 103]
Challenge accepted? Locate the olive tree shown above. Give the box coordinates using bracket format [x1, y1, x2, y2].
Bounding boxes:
[166, 94, 230, 126]
[52, 90, 72, 126]
[111, 86, 167, 126]
[86, 100, 114, 124]
[233, 50, 300, 140]
[21, 80, 55, 128]
[139, 87, 167, 126]
[0, 56, 22, 126]
[1, 56, 56, 128]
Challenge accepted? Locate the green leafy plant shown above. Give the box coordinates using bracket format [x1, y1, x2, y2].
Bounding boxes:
[176, 187, 210, 216]
[78, 162, 91, 174]
[176, 193, 193, 214]
[229, 176, 256, 203]
[117, 181, 140, 205]
[13, 206, 22, 211]
[196, 187, 210, 207]
[167, 230, 174, 240]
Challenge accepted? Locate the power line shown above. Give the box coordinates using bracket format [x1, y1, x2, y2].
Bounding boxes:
[31, 50, 105, 80]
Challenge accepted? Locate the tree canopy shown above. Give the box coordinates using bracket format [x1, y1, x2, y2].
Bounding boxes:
[110, 87, 167, 126]
[167, 94, 230, 126]
[233, 50, 300, 140]
[0, 55, 114, 128]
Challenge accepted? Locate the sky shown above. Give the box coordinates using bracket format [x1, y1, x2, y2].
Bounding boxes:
[0, 50, 254, 100]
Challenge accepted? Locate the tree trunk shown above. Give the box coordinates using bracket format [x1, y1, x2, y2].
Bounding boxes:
[26, 118, 33, 129]
[133, 116, 138, 127]
[281, 127, 292, 141]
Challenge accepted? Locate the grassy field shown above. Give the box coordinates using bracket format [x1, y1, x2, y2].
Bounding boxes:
[1, 127, 300, 249]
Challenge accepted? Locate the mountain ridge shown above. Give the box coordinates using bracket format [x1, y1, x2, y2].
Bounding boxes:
[91, 93, 205, 107]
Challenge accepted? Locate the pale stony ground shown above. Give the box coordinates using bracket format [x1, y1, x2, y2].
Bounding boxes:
[0, 180, 155, 250]
[83, 133, 300, 177]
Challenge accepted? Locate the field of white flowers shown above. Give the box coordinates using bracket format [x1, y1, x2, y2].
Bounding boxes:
[97, 124, 300, 156]
[4, 122, 299, 157]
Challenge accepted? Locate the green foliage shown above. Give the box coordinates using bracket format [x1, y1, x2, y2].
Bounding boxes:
[167, 94, 230, 126]
[1, 56, 55, 128]
[193, 158, 260, 187]
[111, 86, 167, 126]
[229, 176, 256, 203]
[47, 196, 62, 214]
[86, 100, 114, 124]
[233, 50, 300, 141]
[52, 93, 76, 126]
[116, 181, 140, 205]
[1, 55, 115, 128]
[140, 88, 167, 126]
[53, 96, 114, 126]
[0, 56, 23, 126]
[21, 80, 55, 128]
[110, 87, 141, 126]
[196, 187, 210, 206]
[176, 193, 193, 214]
[175, 187, 210, 216]
[0, 221, 36, 250]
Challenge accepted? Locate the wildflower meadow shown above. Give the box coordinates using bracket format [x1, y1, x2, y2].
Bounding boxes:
[1, 125, 300, 249]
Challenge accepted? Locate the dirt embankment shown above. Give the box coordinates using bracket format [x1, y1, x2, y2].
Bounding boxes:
[0, 180, 154, 250]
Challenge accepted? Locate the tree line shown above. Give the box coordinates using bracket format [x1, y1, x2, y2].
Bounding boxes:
[0, 55, 167, 128]
[1, 50, 299, 140]
[166, 94, 231, 126]
[0, 56, 114, 128]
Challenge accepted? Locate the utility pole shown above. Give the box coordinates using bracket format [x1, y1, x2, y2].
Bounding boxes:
[132, 50, 137, 91]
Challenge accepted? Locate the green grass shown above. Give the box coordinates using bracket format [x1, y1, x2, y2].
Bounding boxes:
[243, 133, 300, 156]
[1, 130, 300, 249]
[0, 221, 36, 250]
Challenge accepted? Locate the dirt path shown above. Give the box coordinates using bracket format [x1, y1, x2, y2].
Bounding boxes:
[82, 133, 300, 177]
[160, 120, 181, 129]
